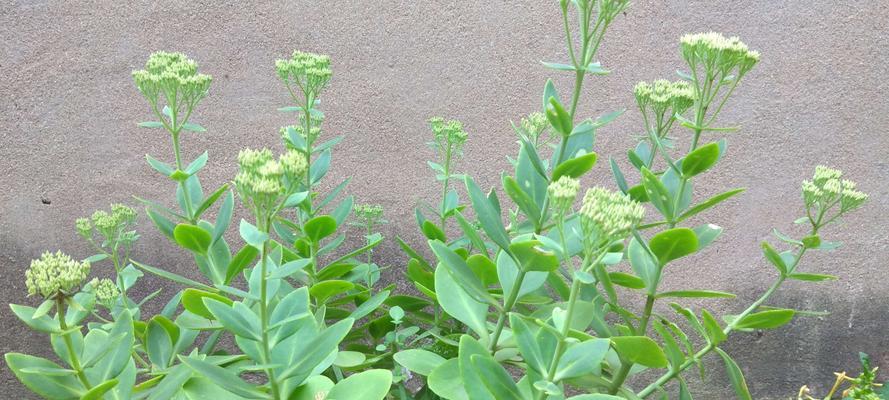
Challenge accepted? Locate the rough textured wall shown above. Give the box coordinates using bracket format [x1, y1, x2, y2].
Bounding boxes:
[1, 0, 887, 397]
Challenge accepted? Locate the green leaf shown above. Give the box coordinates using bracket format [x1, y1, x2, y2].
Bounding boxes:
[787, 273, 837, 282]
[394, 349, 447, 376]
[146, 317, 174, 368]
[502, 175, 542, 225]
[5, 353, 84, 398]
[203, 299, 260, 340]
[429, 240, 494, 305]
[238, 219, 268, 249]
[555, 338, 610, 380]
[146, 207, 176, 240]
[434, 264, 489, 340]
[465, 176, 510, 251]
[277, 318, 354, 382]
[649, 228, 699, 265]
[325, 369, 392, 400]
[138, 121, 165, 128]
[540, 61, 576, 71]
[641, 167, 674, 219]
[714, 348, 752, 400]
[421, 220, 446, 241]
[137, 259, 213, 290]
[174, 224, 212, 254]
[609, 272, 645, 289]
[681, 142, 720, 177]
[510, 315, 546, 374]
[226, 245, 260, 284]
[179, 356, 266, 399]
[80, 378, 119, 400]
[470, 354, 524, 399]
[552, 152, 598, 180]
[508, 240, 559, 272]
[701, 309, 727, 345]
[656, 290, 735, 299]
[542, 79, 560, 114]
[304, 215, 337, 243]
[288, 375, 334, 400]
[182, 288, 232, 319]
[194, 184, 229, 221]
[10, 303, 59, 333]
[350, 290, 390, 320]
[693, 223, 723, 250]
[734, 309, 795, 330]
[610, 336, 668, 368]
[761, 242, 787, 275]
[428, 359, 467, 400]
[546, 97, 573, 136]
[146, 154, 175, 177]
[677, 188, 745, 223]
[309, 280, 355, 304]
[628, 237, 659, 293]
[181, 122, 206, 132]
[333, 351, 366, 368]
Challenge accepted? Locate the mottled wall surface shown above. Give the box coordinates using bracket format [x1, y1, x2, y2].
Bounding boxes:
[1, 1, 887, 397]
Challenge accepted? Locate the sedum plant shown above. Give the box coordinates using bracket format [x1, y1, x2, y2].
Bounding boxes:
[394, 1, 869, 399]
[2, 2, 872, 400]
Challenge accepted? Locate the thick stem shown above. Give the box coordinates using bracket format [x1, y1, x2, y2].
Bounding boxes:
[57, 297, 92, 389]
[636, 247, 809, 398]
[534, 279, 583, 400]
[258, 234, 282, 399]
[488, 267, 528, 353]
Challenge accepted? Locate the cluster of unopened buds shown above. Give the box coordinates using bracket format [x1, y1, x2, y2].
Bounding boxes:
[548, 176, 580, 215]
[280, 113, 325, 147]
[519, 112, 548, 145]
[579, 187, 645, 245]
[680, 32, 760, 76]
[428, 117, 469, 153]
[76, 203, 138, 245]
[276, 50, 332, 100]
[802, 166, 868, 218]
[132, 51, 212, 113]
[353, 204, 385, 227]
[25, 251, 90, 299]
[634, 79, 696, 123]
[235, 148, 308, 213]
[90, 278, 120, 308]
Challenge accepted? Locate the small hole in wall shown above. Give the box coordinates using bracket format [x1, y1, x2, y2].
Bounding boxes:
[40, 195, 51, 205]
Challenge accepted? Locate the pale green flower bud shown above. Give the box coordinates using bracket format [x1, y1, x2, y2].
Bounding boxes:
[75, 218, 92, 238]
[354, 204, 384, 222]
[579, 187, 645, 243]
[90, 278, 120, 308]
[634, 80, 696, 124]
[429, 117, 469, 154]
[680, 32, 759, 76]
[276, 50, 333, 99]
[548, 176, 580, 214]
[802, 166, 868, 219]
[25, 251, 90, 298]
[280, 150, 308, 178]
[519, 112, 548, 144]
[133, 51, 212, 108]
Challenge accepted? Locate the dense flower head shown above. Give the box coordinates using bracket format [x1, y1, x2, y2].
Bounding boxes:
[132, 51, 212, 106]
[280, 149, 309, 177]
[429, 117, 469, 152]
[25, 251, 90, 298]
[802, 166, 867, 214]
[579, 187, 645, 241]
[548, 176, 580, 214]
[235, 148, 306, 213]
[519, 112, 548, 144]
[79, 204, 138, 245]
[680, 32, 759, 75]
[276, 50, 332, 99]
[280, 113, 325, 148]
[353, 204, 386, 229]
[90, 278, 120, 307]
[634, 79, 696, 116]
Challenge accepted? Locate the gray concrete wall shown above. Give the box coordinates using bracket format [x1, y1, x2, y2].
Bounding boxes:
[1, 0, 887, 397]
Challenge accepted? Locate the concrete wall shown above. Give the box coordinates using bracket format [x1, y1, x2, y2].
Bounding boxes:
[1, 1, 887, 397]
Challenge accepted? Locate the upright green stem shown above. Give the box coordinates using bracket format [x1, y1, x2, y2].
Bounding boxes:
[488, 266, 527, 353]
[439, 145, 453, 229]
[258, 229, 282, 399]
[609, 295, 656, 394]
[534, 278, 583, 400]
[636, 246, 810, 398]
[57, 297, 92, 390]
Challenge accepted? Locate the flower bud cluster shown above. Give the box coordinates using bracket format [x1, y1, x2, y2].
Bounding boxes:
[132, 51, 212, 112]
[519, 112, 548, 144]
[235, 148, 308, 214]
[428, 117, 469, 154]
[90, 278, 120, 308]
[548, 176, 580, 215]
[680, 32, 760, 76]
[802, 166, 868, 216]
[353, 204, 386, 229]
[634, 80, 696, 119]
[276, 51, 332, 100]
[77, 204, 139, 247]
[580, 187, 645, 243]
[25, 251, 90, 298]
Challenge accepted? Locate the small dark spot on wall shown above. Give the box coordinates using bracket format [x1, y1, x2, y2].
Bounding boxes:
[40, 195, 51, 205]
